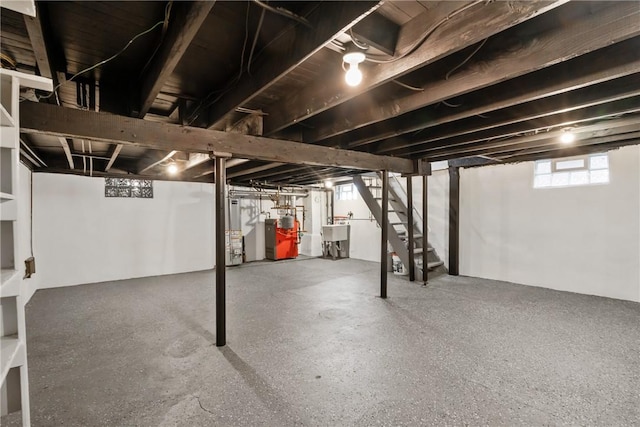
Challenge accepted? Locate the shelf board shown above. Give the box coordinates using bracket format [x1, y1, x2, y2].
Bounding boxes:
[1, 335, 24, 383]
[0, 103, 15, 128]
[0, 192, 15, 202]
[0, 69, 53, 92]
[1, 269, 21, 297]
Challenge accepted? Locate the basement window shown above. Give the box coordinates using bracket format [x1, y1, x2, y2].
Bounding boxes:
[105, 178, 153, 198]
[534, 153, 609, 189]
[336, 183, 357, 201]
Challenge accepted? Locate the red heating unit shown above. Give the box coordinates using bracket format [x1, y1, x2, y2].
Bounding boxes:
[265, 217, 299, 260]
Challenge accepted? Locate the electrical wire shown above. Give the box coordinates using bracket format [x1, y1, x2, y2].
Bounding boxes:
[445, 37, 488, 80]
[139, 1, 173, 78]
[0, 52, 17, 70]
[252, 0, 312, 29]
[187, 2, 252, 125]
[349, 28, 368, 50]
[248, 6, 266, 76]
[442, 100, 462, 108]
[364, 0, 484, 64]
[391, 79, 423, 91]
[33, 19, 166, 102]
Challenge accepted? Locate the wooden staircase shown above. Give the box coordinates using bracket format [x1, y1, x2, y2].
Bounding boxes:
[353, 173, 444, 278]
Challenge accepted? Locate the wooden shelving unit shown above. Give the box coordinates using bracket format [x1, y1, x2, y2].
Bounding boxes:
[0, 69, 52, 427]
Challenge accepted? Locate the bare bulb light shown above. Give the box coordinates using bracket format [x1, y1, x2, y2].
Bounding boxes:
[345, 63, 363, 87]
[560, 130, 575, 144]
[324, 180, 333, 189]
[167, 163, 178, 175]
[342, 44, 366, 87]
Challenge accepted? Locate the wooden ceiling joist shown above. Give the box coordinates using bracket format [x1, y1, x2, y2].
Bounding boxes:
[19, 101, 416, 174]
[425, 116, 640, 161]
[262, 0, 568, 136]
[379, 77, 640, 155]
[136, 1, 216, 118]
[336, 38, 640, 150]
[400, 101, 640, 159]
[137, 150, 178, 174]
[57, 137, 74, 169]
[23, 2, 65, 104]
[206, 1, 380, 129]
[104, 144, 123, 172]
[306, 2, 640, 143]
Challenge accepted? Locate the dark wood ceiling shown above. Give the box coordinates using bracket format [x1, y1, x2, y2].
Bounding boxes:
[2, 0, 639, 186]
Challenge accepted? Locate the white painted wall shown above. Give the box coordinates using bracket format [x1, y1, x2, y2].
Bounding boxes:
[300, 190, 326, 257]
[334, 187, 381, 262]
[33, 173, 215, 289]
[459, 145, 640, 302]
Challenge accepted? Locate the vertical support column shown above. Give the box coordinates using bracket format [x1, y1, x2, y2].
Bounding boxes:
[215, 156, 226, 346]
[449, 166, 460, 276]
[406, 176, 415, 282]
[422, 174, 428, 284]
[380, 170, 389, 298]
[330, 189, 335, 224]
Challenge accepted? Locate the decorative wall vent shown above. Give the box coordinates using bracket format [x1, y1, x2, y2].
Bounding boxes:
[105, 178, 153, 198]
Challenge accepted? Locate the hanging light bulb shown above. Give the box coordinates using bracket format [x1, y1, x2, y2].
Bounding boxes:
[560, 129, 575, 144]
[342, 43, 366, 87]
[324, 180, 333, 189]
[167, 163, 178, 175]
[345, 63, 363, 87]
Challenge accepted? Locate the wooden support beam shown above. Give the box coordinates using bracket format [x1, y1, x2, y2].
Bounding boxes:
[104, 144, 123, 172]
[336, 38, 640, 150]
[20, 102, 415, 174]
[57, 137, 74, 169]
[136, 1, 215, 118]
[23, 2, 66, 106]
[206, 1, 379, 129]
[306, 3, 640, 143]
[262, 0, 568, 135]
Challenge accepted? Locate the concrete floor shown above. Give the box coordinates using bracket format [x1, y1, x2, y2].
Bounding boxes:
[3, 258, 640, 426]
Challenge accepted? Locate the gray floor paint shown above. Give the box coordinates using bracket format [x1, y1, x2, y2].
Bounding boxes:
[3, 258, 639, 426]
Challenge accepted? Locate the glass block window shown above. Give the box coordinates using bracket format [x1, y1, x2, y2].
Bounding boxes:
[534, 153, 609, 189]
[105, 178, 153, 198]
[336, 183, 357, 201]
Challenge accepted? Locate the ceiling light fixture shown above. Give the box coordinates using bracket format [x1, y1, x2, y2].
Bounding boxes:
[343, 43, 366, 87]
[324, 180, 333, 189]
[560, 129, 575, 144]
[167, 163, 178, 175]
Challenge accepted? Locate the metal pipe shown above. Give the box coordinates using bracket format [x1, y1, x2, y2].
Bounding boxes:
[380, 170, 389, 298]
[215, 156, 226, 347]
[407, 176, 415, 282]
[422, 174, 428, 284]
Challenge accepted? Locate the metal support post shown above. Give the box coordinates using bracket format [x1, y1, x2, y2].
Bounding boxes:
[422, 174, 428, 284]
[215, 156, 226, 346]
[407, 176, 415, 282]
[380, 170, 389, 298]
[449, 166, 460, 276]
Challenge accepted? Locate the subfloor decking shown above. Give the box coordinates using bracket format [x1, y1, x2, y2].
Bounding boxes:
[4, 258, 639, 426]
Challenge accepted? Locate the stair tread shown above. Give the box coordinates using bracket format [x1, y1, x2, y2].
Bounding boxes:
[426, 261, 444, 269]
